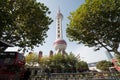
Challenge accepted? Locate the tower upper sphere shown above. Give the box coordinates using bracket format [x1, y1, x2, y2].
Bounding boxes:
[57, 8, 63, 19]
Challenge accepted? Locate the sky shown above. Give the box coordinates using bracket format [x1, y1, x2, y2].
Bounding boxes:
[34, 0, 109, 63]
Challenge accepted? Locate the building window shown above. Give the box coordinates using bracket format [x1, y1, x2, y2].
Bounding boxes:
[58, 34, 60, 38]
[58, 31, 60, 33]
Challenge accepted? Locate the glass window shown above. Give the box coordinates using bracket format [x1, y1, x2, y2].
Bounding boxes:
[18, 53, 25, 61]
[0, 52, 16, 65]
[58, 31, 60, 33]
[58, 34, 60, 38]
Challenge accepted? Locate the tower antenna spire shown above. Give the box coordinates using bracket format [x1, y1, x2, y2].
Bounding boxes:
[58, 6, 60, 13]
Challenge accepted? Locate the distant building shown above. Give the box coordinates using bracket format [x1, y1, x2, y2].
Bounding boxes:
[53, 9, 67, 54]
[88, 62, 101, 72]
[105, 51, 113, 61]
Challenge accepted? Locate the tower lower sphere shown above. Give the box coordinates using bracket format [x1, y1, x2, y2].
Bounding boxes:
[53, 39, 67, 53]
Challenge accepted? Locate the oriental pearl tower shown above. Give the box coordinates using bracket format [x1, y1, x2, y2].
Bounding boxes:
[53, 9, 67, 54]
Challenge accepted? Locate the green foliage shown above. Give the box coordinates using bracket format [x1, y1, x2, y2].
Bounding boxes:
[67, 0, 120, 55]
[25, 52, 89, 72]
[38, 52, 88, 73]
[115, 54, 120, 66]
[76, 61, 88, 72]
[38, 56, 50, 69]
[25, 52, 38, 66]
[0, 0, 53, 51]
[96, 60, 113, 71]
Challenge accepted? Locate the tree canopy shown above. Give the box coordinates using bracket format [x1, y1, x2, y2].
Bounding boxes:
[67, 0, 120, 55]
[25, 52, 38, 66]
[96, 60, 113, 71]
[26, 52, 89, 73]
[0, 0, 53, 51]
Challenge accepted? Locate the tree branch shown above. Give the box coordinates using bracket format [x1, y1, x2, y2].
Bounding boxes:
[97, 40, 113, 52]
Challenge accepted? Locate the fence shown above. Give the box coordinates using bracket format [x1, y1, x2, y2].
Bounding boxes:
[30, 70, 120, 80]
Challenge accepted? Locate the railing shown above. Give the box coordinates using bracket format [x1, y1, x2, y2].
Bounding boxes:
[30, 71, 120, 80]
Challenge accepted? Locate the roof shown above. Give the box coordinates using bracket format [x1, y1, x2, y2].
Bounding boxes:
[4, 47, 19, 52]
[0, 40, 14, 52]
[0, 40, 14, 47]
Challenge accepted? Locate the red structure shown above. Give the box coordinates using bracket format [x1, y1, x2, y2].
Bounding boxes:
[39, 51, 43, 59]
[112, 58, 120, 72]
[49, 50, 53, 57]
[0, 52, 25, 79]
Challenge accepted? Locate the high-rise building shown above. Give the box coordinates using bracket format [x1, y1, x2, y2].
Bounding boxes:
[105, 51, 113, 61]
[53, 9, 67, 54]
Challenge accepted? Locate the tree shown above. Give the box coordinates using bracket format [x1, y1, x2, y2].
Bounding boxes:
[38, 52, 88, 73]
[65, 52, 78, 72]
[25, 52, 38, 67]
[76, 61, 89, 72]
[67, 0, 120, 55]
[96, 60, 113, 71]
[48, 53, 65, 73]
[0, 0, 53, 51]
[38, 56, 50, 69]
[115, 54, 120, 66]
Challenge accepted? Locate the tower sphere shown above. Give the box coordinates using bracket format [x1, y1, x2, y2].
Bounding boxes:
[53, 39, 67, 51]
[57, 10, 63, 19]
